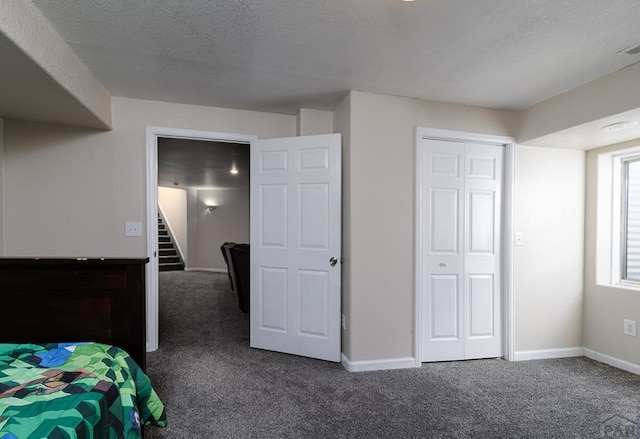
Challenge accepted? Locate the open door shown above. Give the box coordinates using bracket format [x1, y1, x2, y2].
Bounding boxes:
[250, 134, 341, 362]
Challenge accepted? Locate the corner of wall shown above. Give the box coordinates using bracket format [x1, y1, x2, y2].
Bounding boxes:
[297, 108, 334, 136]
[0, 1, 112, 129]
[518, 62, 640, 145]
[186, 188, 199, 268]
[332, 93, 352, 359]
[514, 145, 585, 352]
[584, 140, 640, 369]
[346, 91, 517, 362]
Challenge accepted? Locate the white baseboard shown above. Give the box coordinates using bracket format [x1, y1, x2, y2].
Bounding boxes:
[340, 348, 640, 375]
[584, 349, 640, 375]
[185, 268, 227, 273]
[341, 354, 417, 372]
[513, 347, 585, 361]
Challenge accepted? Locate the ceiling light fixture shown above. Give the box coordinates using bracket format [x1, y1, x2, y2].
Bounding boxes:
[601, 121, 638, 132]
[230, 167, 239, 175]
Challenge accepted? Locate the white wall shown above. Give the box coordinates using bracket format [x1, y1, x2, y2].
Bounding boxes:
[0, 0, 112, 129]
[519, 62, 640, 146]
[158, 185, 250, 270]
[158, 186, 188, 264]
[186, 188, 199, 268]
[190, 188, 250, 270]
[2, 90, 590, 366]
[346, 91, 518, 362]
[585, 139, 640, 367]
[2, 97, 295, 257]
[514, 145, 585, 352]
[297, 108, 334, 136]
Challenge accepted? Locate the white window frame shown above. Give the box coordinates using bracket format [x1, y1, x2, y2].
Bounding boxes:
[611, 149, 640, 288]
[614, 153, 640, 287]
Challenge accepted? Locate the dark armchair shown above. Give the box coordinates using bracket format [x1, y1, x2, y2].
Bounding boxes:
[220, 242, 250, 313]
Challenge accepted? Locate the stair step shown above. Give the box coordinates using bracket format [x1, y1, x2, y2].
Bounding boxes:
[157, 210, 183, 270]
[159, 262, 185, 272]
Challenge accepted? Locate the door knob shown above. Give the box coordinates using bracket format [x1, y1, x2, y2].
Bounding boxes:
[330, 257, 338, 266]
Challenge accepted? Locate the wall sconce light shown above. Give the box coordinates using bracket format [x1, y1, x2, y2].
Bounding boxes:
[207, 205, 217, 212]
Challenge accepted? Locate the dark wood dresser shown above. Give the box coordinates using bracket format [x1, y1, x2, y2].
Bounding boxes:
[0, 258, 148, 370]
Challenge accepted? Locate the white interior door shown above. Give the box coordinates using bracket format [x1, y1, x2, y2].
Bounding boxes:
[250, 133, 341, 362]
[421, 138, 503, 362]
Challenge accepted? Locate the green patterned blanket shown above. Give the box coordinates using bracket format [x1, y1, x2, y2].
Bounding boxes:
[0, 343, 167, 438]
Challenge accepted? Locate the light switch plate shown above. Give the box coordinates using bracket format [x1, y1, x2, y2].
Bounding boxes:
[624, 319, 637, 337]
[515, 231, 524, 246]
[125, 221, 142, 237]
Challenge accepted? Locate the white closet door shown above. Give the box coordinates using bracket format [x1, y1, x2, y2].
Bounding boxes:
[463, 143, 503, 359]
[422, 139, 465, 361]
[422, 139, 503, 362]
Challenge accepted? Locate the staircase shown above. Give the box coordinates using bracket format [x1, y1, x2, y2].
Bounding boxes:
[158, 213, 185, 272]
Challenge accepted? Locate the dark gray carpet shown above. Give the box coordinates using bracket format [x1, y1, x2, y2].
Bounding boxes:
[146, 271, 640, 438]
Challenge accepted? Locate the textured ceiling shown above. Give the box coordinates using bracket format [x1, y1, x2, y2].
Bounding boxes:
[31, 0, 640, 115]
[158, 138, 250, 190]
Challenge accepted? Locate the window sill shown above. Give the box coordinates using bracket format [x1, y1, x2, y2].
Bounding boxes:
[598, 281, 640, 291]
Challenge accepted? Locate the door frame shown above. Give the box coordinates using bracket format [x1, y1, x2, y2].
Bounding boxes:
[414, 127, 515, 366]
[145, 126, 257, 352]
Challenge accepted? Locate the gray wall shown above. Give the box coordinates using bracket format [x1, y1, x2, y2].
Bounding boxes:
[190, 188, 250, 270]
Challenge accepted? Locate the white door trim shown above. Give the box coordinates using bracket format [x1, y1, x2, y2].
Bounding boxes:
[414, 127, 515, 366]
[145, 126, 257, 352]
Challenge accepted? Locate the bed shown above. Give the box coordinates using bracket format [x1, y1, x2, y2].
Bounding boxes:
[0, 258, 166, 438]
[0, 342, 166, 438]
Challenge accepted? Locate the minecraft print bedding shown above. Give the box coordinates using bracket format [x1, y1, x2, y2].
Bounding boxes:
[0, 342, 166, 438]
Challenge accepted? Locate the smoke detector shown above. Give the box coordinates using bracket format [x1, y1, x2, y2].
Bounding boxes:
[601, 121, 638, 132]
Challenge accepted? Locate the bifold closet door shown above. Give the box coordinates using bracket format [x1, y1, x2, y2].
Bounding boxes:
[422, 138, 503, 362]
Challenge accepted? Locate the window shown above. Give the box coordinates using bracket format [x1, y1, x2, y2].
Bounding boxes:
[621, 157, 640, 281]
[595, 147, 640, 287]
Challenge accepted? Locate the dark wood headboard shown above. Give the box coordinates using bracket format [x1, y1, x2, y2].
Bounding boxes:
[0, 258, 148, 370]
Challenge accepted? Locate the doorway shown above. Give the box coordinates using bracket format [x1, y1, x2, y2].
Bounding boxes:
[145, 127, 257, 352]
[157, 137, 250, 273]
[414, 127, 515, 364]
